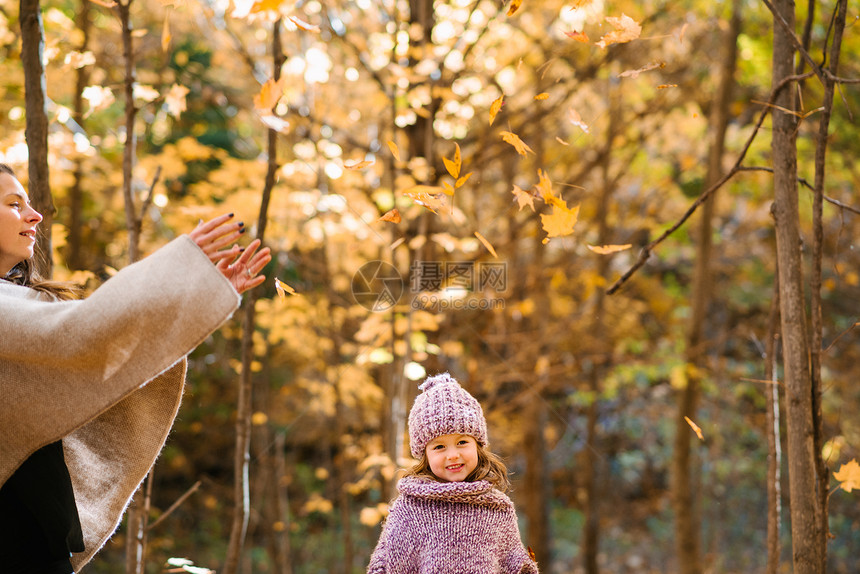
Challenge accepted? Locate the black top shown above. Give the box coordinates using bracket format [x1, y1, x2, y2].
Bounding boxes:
[0, 441, 85, 574]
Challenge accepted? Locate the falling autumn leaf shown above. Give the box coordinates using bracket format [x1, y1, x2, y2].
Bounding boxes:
[161, 16, 171, 52]
[568, 108, 589, 133]
[540, 202, 579, 240]
[500, 131, 534, 156]
[474, 231, 498, 258]
[443, 143, 461, 179]
[618, 61, 665, 79]
[442, 181, 455, 196]
[388, 140, 401, 162]
[455, 172, 473, 188]
[534, 93, 549, 100]
[555, 137, 570, 146]
[489, 96, 504, 125]
[377, 209, 402, 224]
[289, 15, 320, 32]
[507, 0, 522, 17]
[535, 169, 554, 203]
[657, 84, 679, 89]
[512, 185, 536, 212]
[345, 159, 374, 170]
[564, 30, 589, 43]
[834, 459, 860, 492]
[254, 77, 285, 111]
[250, 0, 284, 14]
[684, 416, 704, 440]
[595, 14, 642, 49]
[587, 243, 632, 254]
[275, 278, 297, 299]
[403, 186, 447, 214]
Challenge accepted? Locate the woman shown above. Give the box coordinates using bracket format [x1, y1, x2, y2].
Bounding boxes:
[0, 163, 271, 573]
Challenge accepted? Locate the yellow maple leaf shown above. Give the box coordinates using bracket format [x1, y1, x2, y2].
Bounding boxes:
[489, 96, 504, 125]
[834, 459, 860, 492]
[540, 201, 579, 239]
[474, 231, 498, 258]
[535, 169, 555, 203]
[443, 143, 461, 178]
[388, 140, 401, 162]
[254, 77, 285, 111]
[595, 14, 642, 49]
[684, 416, 704, 440]
[507, 0, 522, 16]
[587, 243, 632, 254]
[377, 208, 401, 224]
[500, 131, 534, 156]
[512, 185, 536, 212]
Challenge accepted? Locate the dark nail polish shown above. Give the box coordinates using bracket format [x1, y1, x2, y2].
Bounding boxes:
[239, 227, 246, 234]
[239, 247, 246, 252]
[237, 221, 244, 227]
[228, 213, 234, 218]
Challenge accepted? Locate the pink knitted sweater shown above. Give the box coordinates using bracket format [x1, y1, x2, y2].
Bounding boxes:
[367, 476, 539, 573]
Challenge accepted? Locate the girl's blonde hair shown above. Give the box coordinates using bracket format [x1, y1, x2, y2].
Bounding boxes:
[404, 440, 511, 492]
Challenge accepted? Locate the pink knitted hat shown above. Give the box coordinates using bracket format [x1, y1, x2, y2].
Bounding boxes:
[408, 372, 488, 459]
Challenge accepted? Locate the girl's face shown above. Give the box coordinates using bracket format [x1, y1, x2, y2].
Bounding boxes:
[0, 173, 42, 276]
[425, 433, 478, 482]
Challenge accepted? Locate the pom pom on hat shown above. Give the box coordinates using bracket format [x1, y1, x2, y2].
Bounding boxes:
[408, 372, 488, 459]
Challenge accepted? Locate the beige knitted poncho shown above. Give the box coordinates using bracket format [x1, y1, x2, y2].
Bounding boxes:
[0, 235, 240, 571]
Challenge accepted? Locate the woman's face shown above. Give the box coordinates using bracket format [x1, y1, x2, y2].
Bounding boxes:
[425, 433, 479, 482]
[0, 172, 42, 276]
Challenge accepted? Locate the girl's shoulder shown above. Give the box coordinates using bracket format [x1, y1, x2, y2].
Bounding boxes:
[396, 476, 515, 511]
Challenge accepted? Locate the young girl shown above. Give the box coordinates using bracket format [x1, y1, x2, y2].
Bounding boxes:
[0, 163, 271, 573]
[368, 373, 539, 573]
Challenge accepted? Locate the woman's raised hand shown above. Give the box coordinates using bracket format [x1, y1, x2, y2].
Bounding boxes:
[189, 214, 272, 294]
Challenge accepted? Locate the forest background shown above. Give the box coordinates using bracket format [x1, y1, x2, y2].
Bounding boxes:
[1, 0, 859, 572]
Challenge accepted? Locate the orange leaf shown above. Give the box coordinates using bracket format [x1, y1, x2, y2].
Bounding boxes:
[527, 546, 537, 562]
[254, 77, 285, 111]
[587, 243, 632, 254]
[540, 202, 579, 239]
[684, 416, 704, 440]
[403, 186, 446, 214]
[250, 0, 284, 14]
[834, 459, 860, 492]
[500, 131, 534, 156]
[288, 15, 320, 32]
[377, 208, 402, 224]
[388, 140, 401, 162]
[442, 181, 455, 196]
[595, 14, 642, 49]
[443, 143, 461, 179]
[534, 93, 549, 100]
[564, 30, 589, 43]
[489, 96, 504, 125]
[455, 172, 473, 189]
[512, 185, 536, 212]
[345, 159, 374, 170]
[535, 169, 554, 203]
[275, 278, 297, 299]
[507, 0, 522, 16]
[657, 84, 678, 89]
[474, 231, 498, 258]
[161, 16, 171, 53]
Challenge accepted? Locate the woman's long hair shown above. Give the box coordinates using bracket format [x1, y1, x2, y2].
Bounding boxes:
[404, 441, 512, 492]
[1, 163, 78, 300]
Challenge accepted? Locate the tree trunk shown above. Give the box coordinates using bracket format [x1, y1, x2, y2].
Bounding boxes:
[672, 5, 739, 572]
[770, 1, 819, 572]
[522, 393, 550, 567]
[68, 0, 90, 270]
[224, 19, 283, 574]
[765, 271, 782, 574]
[117, 0, 140, 263]
[19, 0, 53, 278]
